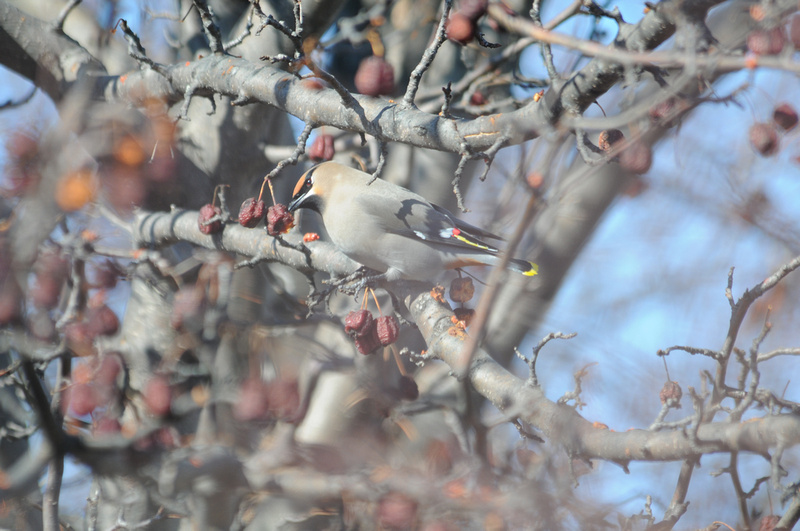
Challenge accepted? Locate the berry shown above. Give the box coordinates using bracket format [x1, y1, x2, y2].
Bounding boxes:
[397, 375, 419, 401]
[375, 315, 399, 346]
[598, 129, 624, 151]
[238, 197, 266, 228]
[453, 307, 475, 328]
[449, 277, 475, 303]
[469, 91, 487, 106]
[354, 56, 395, 97]
[234, 377, 271, 421]
[618, 141, 653, 174]
[303, 232, 320, 242]
[747, 26, 786, 55]
[355, 326, 382, 355]
[267, 204, 295, 236]
[377, 492, 418, 530]
[67, 384, 97, 416]
[308, 134, 335, 162]
[56, 169, 96, 212]
[659, 381, 682, 404]
[345, 309, 374, 337]
[773, 103, 798, 131]
[86, 305, 119, 337]
[791, 15, 800, 49]
[143, 376, 172, 417]
[198, 204, 223, 235]
[749, 123, 780, 156]
[446, 13, 475, 45]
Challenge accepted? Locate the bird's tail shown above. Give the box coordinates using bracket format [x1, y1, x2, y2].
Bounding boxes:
[508, 258, 539, 277]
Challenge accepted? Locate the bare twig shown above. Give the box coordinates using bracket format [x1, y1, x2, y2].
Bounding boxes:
[402, 0, 452, 109]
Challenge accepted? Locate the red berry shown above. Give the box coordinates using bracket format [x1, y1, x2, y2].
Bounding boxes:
[67, 383, 97, 416]
[265, 379, 300, 420]
[449, 277, 475, 303]
[143, 376, 172, 417]
[747, 26, 786, 55]
[773, 103, 798, 131]
[198, 204, 223, 235]
[345, 309, 374, 337]
[308, 134, 335, 162]
[92, 415, 121, 436]
[86, 305, 119, 337]
[96, 354, 123, 386]
[375, 315, 399, 346]
[267, 203, 295, 236]
[659, 381, 682, 404]
[618, 141, 653, 174]
[234, 378, 271, 421]
[453, 307, 475, 328]
[238, 197, 266, 228]
[171, 287, 205, 329]
[791, 15, 800, 49]
[749, 122, 780, 156]
[397, 375, 419, 401]
[446, 13, 475, 45]
[355, 326, 382, 355]
[377, 492, 418, 530]
[469, 91, 487, 106]
[354, 56, 395, 97]
[598, 129, 624, 151]
[30, 275, 63, 310]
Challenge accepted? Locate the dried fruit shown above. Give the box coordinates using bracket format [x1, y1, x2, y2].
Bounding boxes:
[446, 13, 475, 45]
[267, 203, 295, 236]
[86, 305, 120, 337]
[66, 383, 97, 416]
[144, 376, 172, 417]
[377, 492, 418, 530]
[397, 375, 419, 401]
[238, 197, 266, 228]
[659, 380, 682, 404]
[773, 103, 798, 131]
[469, 91, 487, 106]
[618, 141, 653, 174]
[234, 378, 271, 421]
[345, 309, 374, 337]
[749, 122, 780, 156]
[355, 326, 382, 355]
[758, 515, 780, 531]
[449, 277, 475, 303]
[375, 315, 399, 346]
[747, 26, 786, 55]
[791, 15, 800, 49]
[453, 307, 475, 328]
[354, 56, 395, 97]
[198, 204, 223, 235]
[56, 169, 96, 212]
[308, 134, 335, 162]
[598, 129, 624, 151]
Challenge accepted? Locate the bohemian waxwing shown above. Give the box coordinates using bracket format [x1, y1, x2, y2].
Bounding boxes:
[288, 162, 538, 282]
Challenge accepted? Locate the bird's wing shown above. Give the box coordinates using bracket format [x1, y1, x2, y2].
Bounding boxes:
[357, 194, 502, 255]
[429, 203, 505, 242]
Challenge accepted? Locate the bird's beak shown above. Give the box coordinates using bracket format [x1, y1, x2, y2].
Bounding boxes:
[288, 192, 304, 212]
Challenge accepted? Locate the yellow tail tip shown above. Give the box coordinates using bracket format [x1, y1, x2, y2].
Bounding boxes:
[523, 262, 539, 277]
